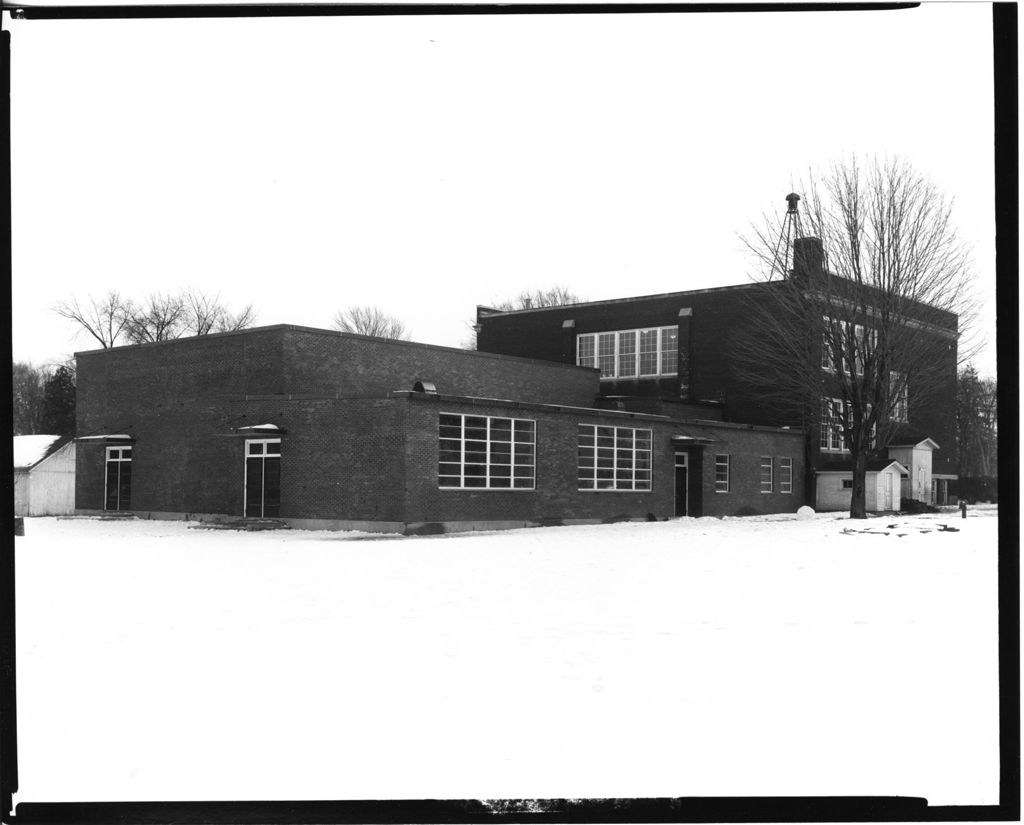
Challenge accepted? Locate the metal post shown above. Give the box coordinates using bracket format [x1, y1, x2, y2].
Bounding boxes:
[960, 500, 967, 519]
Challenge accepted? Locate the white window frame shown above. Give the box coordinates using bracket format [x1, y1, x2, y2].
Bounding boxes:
[104, 445, 133, 511]
[438, 413, 536, 490]
[577, 326, 679, 380]
[779, 457, 793, 494]
[890, 371, 909, 422]
[714, 454, 730, 493]
[577, 424, 653, 492]
[820, 398, 848, 453]
[760, 456, 773, 494]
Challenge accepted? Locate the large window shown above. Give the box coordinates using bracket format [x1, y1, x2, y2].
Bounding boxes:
[822, 317, 875, 376]
[578, 424, 652, 491]
[890, 371, 909, 422]
[577, 327, 678, 379]
[439, 414, 535, 489]
[714, 454, 730, 493]
[820, 398, 847, 452]
[779, 457, 793, 494]
[760, 456, 773, 493]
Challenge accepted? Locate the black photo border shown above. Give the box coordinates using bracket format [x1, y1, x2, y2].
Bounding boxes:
[0, 2, 1018, 822]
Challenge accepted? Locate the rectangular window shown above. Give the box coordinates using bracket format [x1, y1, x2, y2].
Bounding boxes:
[576, 327, 679, 380]
[760, 456, 773, 493]
[842, 478, 854, 490]
[578, 424, 652, 491]
[890, 371, 908, 422]
[820, 398, 847, 452]
[821, 316, 835, 371]
[714, 454, 730, 493]
[779, 457, 793, 494]
[438, 414, 535, 490]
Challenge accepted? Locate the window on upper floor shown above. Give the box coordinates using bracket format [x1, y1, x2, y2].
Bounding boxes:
[820, 397, 847, 452]
[577, 326, 678, 379]
[890, 371, 909, 422]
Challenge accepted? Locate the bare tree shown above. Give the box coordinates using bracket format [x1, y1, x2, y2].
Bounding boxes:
[121, 292, 187, 344]
[182, 289, 256, 335]
[734, 158, 974, 518]
[333, 305, 409, 340]
[53, 291, 131, 349]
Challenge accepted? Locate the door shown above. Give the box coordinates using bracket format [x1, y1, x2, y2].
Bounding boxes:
[883, 472, 893, 510]
[104, 446, 132, 511]
[674, 452, 688, 517]
[245, 439, 281, 518]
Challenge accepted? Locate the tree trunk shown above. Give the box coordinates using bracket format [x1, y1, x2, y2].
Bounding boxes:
[850, 449, 868, 519]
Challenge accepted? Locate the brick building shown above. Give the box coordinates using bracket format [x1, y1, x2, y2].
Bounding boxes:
[475, 239, 958, 511]
[74, 325, 805, 533]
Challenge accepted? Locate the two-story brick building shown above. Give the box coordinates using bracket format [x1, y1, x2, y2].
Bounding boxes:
[74, 325, 806, 533]
[475, 239, 958, 511]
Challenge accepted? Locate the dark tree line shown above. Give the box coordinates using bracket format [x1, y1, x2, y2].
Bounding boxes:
[956, 365, 997, 479]
[12, 362, 76, 437]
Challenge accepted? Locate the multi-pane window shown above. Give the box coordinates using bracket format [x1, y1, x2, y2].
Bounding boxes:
[714, 454, 730, 493]
[105, 446, 132, 511]
[578, 424, 652, 491]
[779, 457, 793, 494]
[760, 456, 773, 493]
[820, 398, 847, 452]
[890, 371, 909, 422]
[822, 317, 874, 376]
[438, 414, 535, 489]
[577, 327, 678, 379]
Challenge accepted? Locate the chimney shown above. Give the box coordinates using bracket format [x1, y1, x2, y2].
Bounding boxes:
[792, 237, 824, 279]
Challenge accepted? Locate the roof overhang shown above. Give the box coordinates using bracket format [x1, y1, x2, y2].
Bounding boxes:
[76, 434, 135, 442]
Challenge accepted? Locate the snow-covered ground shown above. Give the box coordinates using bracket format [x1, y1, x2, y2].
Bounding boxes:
[15, 510, 999, 806]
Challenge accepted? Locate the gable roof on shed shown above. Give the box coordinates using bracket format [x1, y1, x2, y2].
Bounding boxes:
[14, 435, 67, 470]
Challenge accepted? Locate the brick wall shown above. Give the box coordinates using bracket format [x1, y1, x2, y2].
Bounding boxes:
[400, 395, 676, 524]
[281, 327, 598, 406]
[695, 425, 806, 517]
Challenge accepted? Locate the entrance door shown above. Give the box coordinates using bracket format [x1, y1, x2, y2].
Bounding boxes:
[883, 472, 893, 510]
[105, 446, 132, 511]
[245, 439, 281, 518]
[674, 452, 688, 517]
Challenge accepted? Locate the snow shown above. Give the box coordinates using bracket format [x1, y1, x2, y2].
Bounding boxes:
[12, 435, 60, 469]
[15, 510, 999, 806]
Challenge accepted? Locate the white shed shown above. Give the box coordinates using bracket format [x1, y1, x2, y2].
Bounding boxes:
[14, 435, 77, 517]
[816, 459, 908, 513]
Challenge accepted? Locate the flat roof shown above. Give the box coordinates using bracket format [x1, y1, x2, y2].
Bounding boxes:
[74, 323, 600, 375]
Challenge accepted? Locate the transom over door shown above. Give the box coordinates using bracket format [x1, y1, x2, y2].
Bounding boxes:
[245, 439, 281, 518]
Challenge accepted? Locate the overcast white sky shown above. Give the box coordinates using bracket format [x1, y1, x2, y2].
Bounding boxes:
[8, 4, 998, 375]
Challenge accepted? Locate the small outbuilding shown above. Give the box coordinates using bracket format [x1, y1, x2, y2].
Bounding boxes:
[14, 435, 77, 517]
[815, 459, 907, 513]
